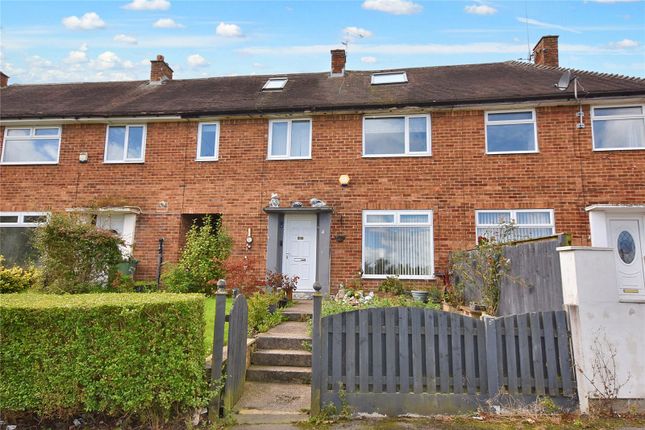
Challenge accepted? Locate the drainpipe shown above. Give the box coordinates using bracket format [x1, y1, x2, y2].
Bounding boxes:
[156, 238, 164, 289]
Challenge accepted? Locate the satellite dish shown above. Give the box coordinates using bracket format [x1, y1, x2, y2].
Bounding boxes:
[555, 70, 571, 91]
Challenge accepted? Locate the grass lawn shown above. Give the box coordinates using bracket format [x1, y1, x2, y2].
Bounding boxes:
[203, 296, 234, 357]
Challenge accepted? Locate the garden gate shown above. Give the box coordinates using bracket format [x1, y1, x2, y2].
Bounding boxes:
[311, 298, 576, 415]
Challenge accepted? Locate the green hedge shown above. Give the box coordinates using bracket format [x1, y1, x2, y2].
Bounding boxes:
[0, 293, 207, 421]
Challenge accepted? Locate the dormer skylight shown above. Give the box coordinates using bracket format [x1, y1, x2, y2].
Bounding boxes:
[263, 77, 288, 91]
[371, 71, 408, 85]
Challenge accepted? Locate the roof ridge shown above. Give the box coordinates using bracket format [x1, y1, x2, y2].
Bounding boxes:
[507, 60, 645, 82]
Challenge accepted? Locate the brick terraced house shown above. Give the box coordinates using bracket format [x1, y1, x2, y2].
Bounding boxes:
[1, 35, 645, 297]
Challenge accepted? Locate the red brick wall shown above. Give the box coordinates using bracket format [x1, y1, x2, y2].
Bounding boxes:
[2, 105, 644, 289]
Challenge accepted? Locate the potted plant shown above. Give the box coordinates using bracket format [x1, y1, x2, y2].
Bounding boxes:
[410, 285, 430, 303]
[266, 271, 299, 305]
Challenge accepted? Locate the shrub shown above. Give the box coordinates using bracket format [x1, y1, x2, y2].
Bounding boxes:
[0, 256, 42, 293]
[0, 293, 207, 423]
[163, 216, 232, 294]
[378, 276, 409, 296]
[218, 255, 260, 295]
[32, 213, 125, 293]
[247, 292, 284, 336]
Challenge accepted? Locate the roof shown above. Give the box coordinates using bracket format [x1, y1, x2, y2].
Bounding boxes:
[1, 61, 644, 120]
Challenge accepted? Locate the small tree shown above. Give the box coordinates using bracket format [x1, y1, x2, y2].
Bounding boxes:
[449, 222, 518, 315]
[163, 216, 232, 294]
[33, 213, 125, 293]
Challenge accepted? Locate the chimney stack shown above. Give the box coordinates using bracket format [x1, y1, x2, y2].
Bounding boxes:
[532, 35, 559, 68]
[330, 49, 346, 76]
[150, 54, 173, 82]
[0, 72, 9, 88]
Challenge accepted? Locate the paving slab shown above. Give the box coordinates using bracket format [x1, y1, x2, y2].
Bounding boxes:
[234, 381, 311, 413]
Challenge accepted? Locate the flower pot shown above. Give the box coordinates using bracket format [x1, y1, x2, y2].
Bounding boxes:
[411, 290, 429, 303]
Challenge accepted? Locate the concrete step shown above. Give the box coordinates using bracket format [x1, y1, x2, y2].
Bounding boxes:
[246, 365, 312, 384]
[282, 300, 313, 322]
[282, 311, 311, 322]
[252, 349, 312, 367]
[234, 410, 308, 426]
[255, 335, 310, 351]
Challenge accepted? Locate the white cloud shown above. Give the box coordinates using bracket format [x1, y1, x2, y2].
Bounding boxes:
[187, 54, 208, 67]
[343, 26, 373, 39]
[92, 51, 134, 70]
[610, 38, 640, 48]
[516, 17, 581, 34]
[153, 18, 184, 28]
[65, 43, 89, 63]
[361, 56, 377, 63]
[114, 34, 138, 45]
[465, 4, 497, 15]
[123, 0, 170, 10]
[62, 12, 106, 30]
[216, 22, 243, 37]
[362, 0, 422, 15]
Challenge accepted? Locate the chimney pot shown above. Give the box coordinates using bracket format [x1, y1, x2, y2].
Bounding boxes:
[150, 54, 173, 82]
[330, 49, 346, 76]
[0, 71, 9, 88]
[532, 35, 559, 68]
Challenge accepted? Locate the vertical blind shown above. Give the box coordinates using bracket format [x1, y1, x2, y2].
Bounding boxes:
[476, 210, 554, 242]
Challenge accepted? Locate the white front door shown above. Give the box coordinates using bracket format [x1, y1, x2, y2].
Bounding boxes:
[609, 218, 645, 294]
[283, 214, 317, 291]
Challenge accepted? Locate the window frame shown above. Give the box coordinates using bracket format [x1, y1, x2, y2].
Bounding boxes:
[1, 126, 62, 165]
[103, 124, 147, 164]
[475, 209, 555, 243]
[267, 118, 312, 160]
[362, 209, 435, 280]
[0, 212, 49, 227]
[196, 122, 220, 161]
[371, 71, 408, 85]
[485, 109, 539, 155]
[591, 104, 645, 152]
[262, 77, 288, 91]
[362, 114, 432, 158]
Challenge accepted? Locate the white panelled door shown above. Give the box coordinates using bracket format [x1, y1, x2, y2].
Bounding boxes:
[609, 218, 645, 294]
[283, 214, 317, 292]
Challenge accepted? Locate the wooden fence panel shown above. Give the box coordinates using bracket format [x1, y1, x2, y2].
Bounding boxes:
[224, 295, 248, 411]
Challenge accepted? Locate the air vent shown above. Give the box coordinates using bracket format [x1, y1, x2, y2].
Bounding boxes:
[263, 77, 288, 90]
[371, 72, 408, 85]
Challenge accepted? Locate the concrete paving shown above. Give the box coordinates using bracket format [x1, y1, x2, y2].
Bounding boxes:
[232, 381, 310, 428]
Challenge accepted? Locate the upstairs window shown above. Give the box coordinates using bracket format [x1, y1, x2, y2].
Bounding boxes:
[263, 77, 288, 90]
[486, 110, 538, 154]
[104, 125, 146, 163]
[362, 210, 434, 279]
[371, 72, 408, 85]
[197, 122, 219, 161]
[363, 115, 430, 157]
[268, 119, 311, 159]
[1, 127, 61, 164]
[592, 105, 645, 151]
[476, 209, 554, 242]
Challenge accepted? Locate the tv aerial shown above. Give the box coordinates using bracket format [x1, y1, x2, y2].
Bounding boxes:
[555, 70, 586, 129]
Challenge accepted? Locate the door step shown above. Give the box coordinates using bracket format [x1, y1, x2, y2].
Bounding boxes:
[252, 349, 312, 367]
[246, 365, 311, 384]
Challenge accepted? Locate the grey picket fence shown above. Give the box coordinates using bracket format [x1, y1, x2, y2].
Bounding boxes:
[209, 290, 248, 420]
[310, 302, 576, 416]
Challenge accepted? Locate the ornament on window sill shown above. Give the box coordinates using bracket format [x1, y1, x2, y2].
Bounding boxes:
[269, 193, 280, 208]
[291, 201, 303, 208]
[310, 198, 327, 208]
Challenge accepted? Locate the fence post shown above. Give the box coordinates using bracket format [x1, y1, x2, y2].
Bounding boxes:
[310, 281, 323, 416]
[483, 315, 500, 399]
[209, 279, 228, 422]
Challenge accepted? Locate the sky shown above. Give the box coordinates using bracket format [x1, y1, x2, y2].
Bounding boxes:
[0, 0, 644, 84]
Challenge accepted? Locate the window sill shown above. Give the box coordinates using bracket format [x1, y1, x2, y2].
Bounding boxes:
[103, 160, 145, 164]
[362, 153, 432, 158]
[0, 161, 59, 165]
[592, 147, 645, 152]
[195, 158, 219, 162]
[266, 156, 312, 161]
[362, 275, 436, 281]
[485, 150, 539, 155]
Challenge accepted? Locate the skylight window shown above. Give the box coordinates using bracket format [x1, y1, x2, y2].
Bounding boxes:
[371, 72, 408, 85]
[263, 77, 288, 90]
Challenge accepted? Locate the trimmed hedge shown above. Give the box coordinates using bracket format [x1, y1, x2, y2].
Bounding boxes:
[0, 293, 207, 421]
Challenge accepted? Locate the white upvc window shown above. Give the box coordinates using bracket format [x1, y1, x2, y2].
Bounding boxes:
[363, 115, 431, 157]
[104, 125, 146, 163]
[268, 119, 312, 160]
[475, 209, 555, 243]
[0, 212, 48, 267]
[591, 105, 645, 151]
[485, 110, 538, 154]
[1, 127, 61, 165]
[362, 210, 434, 280]
[196, 122, 220, 161]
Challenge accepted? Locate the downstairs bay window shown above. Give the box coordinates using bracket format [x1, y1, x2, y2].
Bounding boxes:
[362, 210, 434, 279]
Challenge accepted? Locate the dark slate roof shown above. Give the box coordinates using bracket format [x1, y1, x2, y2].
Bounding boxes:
[1, 61, 644, 119]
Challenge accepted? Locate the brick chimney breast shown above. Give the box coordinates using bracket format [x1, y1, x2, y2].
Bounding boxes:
[150, 54, 174, 82]
[532, 35, 559, 68]
[330, 49, 346, 76]
[0, 71, 9, 88]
